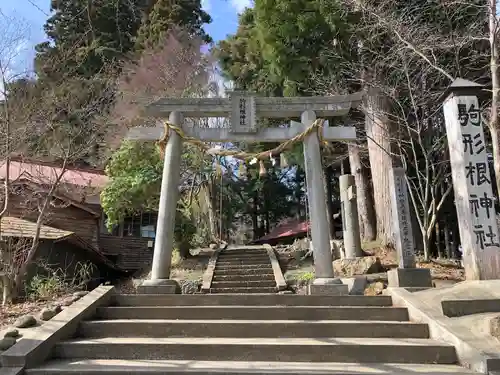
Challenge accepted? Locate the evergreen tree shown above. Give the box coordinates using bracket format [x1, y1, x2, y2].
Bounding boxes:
[35, 0, 146, 80]
[135, 0, 212, 51]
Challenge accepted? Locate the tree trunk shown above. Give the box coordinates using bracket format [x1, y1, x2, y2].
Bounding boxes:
[451, 223, 459, 260]
[365, 88, 394, 245]
[2, 275, 12, 306]
[204, 181, 218, 240]
[251, 192, 259, 241]
[491, 128, 500, 199]
[422, 229, 430, 261]
[444, 221, 452, 259]
[435, 221, 442, 259]
[263, 175, 270, 234]
[178, 241, 191, 259]
[324, 165, 336, 240]
[489, 0, 500, 200]
[348, 143, 376, 242]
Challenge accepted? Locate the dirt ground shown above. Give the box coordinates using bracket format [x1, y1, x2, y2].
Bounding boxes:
[282, 240, 465, 295]
[0, 292, 75, 331]
[363, 242, 465, 282]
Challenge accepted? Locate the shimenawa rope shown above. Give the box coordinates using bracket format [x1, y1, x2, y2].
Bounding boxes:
[157, 118, 328, 162]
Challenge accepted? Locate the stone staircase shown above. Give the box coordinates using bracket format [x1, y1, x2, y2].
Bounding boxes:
[26, 294, 477, 375]
[210, 247, 276, 293]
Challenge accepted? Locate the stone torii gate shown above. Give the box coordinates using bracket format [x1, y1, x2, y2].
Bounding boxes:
[127, 91, 362, 294]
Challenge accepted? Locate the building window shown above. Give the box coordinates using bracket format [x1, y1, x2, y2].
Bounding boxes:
[123, 216, 142, 237]
[101, 212, 157, 238]
[140, 212, 157, 238]
[101, 215, 120, 236]
[122, 212, 157, 238]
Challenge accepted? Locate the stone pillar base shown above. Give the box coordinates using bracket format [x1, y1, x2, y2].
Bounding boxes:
[137, 279, 180, 294]
[308, 278, 349, 295]
[387, 268, 433, 289]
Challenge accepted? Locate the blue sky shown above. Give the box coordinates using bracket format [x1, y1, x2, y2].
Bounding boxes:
[0, 0, 249, 73]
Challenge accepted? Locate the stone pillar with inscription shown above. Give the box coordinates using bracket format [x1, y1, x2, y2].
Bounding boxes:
[339, 174, 363, 259]
[443, 78, 500, 280]
[387, 168, 433, 289]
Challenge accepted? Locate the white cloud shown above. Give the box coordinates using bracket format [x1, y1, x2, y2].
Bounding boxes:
[230, 0, 252, 13]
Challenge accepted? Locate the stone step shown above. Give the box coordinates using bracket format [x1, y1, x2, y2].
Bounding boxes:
[222, 248, 267, 254]
[212, 274, 275, 281]
[216, 259, 271, 265]
[209, 287, 277, 293]
[211, 280, 276, 288]
[217, 254, 269, 260]
[216, 263, 271, 268]
[27, 360, 477, 375]
[215, 264, 272, 270]
[95, 306, 409, 321]
[217, 258, 271, 264]
[53, 337, 457, 364]
[213, 267, 273, 275]
[78, 319, 430, 339]
[217, 254, 270, 260]
[111, 294, 394, 307]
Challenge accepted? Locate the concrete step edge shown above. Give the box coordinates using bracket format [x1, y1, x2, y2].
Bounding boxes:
[215, 266, 273, 269]
[53, 338, 457, 364]
[212, 275, 275, 280]
[214, 269, 273, 273]
[26, 360, 475, 375]
[81, 319, 426, 324]
[217, 257, 269, 262]
[209, 288, 276, 293]
[111, 295, 394, 307]
[95, 306, 409, 321]
[211, 281, 276, 286]
[215, 262, 271, 265]
[78, 320, 430, 338]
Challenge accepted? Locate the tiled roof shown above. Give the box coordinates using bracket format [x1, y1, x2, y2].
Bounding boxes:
[254, 214, 341, 243]
[0, 216, 74, 240]
[0, 161, 108, 188]
[0, 216, 122, 271]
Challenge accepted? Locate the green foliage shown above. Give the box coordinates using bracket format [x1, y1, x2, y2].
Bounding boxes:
[253, 0, 352, 96]
[215, 0, 354, 96]
[135, 0, 212, 51]
[101, 140, 199, 250]
[297, 271, 315, 282]
[175, 201, 197, 242]
[26, 274, 62, 300]
[215, 8, 280, 94]
[35, 0, 145, 80]
[26, 261, 95, 300]
[101, 141, 163, 228]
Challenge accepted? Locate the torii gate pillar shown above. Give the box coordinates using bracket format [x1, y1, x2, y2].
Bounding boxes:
[299, 111, 348, 295]
[137, 111, 183, 294]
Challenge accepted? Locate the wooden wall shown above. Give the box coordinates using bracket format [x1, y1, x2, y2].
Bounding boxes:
[5, 185, 100, 248]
